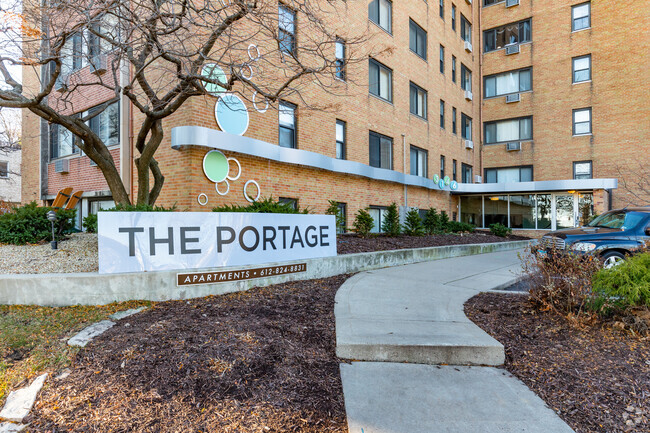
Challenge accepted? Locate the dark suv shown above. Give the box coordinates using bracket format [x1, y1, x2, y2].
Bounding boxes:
[539, 207, 650, 268]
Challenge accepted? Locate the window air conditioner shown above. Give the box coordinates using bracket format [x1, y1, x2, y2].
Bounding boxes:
[464, 41, 473, 53]
[54, 159, 69, 173]
[506, 93, 521, 103]
[90, 55, 107, 75]
[506, 141, 521, 151]
[474, 175, 482, 184]
[464, 90, 473, 101]
[464, 140, 474, 149]
[506, 0, 519, 7]
[505, 44, 520, 55]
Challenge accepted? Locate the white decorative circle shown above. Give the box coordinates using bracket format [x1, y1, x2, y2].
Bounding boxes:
[216, 179, 230, 196]
[197, 193, 208, 206]
[240, 64, 253, 80]
[243, 180, 261, 202]
[226, 157, 241, 181]
[252, 91, 269, 113]
[247, 44, 260, 61]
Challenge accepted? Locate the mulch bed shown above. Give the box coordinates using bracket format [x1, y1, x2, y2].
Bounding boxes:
[465, 293, 650, 433]
[337, 231, 529, 255]
[29, 275, 350, 432]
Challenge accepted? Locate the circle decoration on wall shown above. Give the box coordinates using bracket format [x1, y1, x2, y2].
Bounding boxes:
[450, 180, 459, 191]
[226, 157, 241, 181]
[247, 44, 261, 61]
[252, 91, 269, 113]
[216, 179, 230, 196]
[438, 178, 446, 189]
[243, 180, 261, 202]
[443, 175, 451, 186]
[240, 64, 253, 80]
[215, 93, 249, 136]
[203, 150, 230, 183]
[433, 174, 440, 184]
[201, 63, 228, 97]
[197, 193, 208, 206]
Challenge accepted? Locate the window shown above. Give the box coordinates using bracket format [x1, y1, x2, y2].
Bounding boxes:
[460, 64, 472, 91]
[573, 161, 592, 179]
[484, 166, 533, 183]
[0, 161, 7, 178]
[369, 58, 393, 102]
[460, 15, 471, 42]
[461, 163, 473, 183]
[573, 108, 591, 135]
[572, 2, 590, 31]
[461, 113, 472, 140]
[336, 120, 346, 159]
[483, 0, 503, 5]
[335, 39, 346, 80]
[452, 159, 457, 181]
[572, 55, 591, 83]
[88, 102, 120, 148]
[369, 206, 389, 234]
[369, 131, 393, 169]
[409, 19, 427, 60]
[451, 4, 456, 31]
[279, 197, 298, 210]
[278, 5, 296, 55]
[439, 100, 445, 129]
[440, 155, 446, 178]
[483, 19, 531, 53]
[410, 145, 428, 177]
[439, 0, 444, 18]
[484, 117, 532, 144]
[279, 101, 297, 148]
[452, 107, 457, 134]
[336, 202, 347, 233]
[409, 82, 427, 119]
[50, 123, 79, 159]
[369, 0, 392, 33]
[439, 45, 445, 74]
[452, 56, 457, 83]
[484, 68, 532, 97]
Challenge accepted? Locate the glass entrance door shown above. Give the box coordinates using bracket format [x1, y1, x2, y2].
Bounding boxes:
[554, 195, 576, 230]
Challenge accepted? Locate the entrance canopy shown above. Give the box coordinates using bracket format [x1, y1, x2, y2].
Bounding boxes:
[452, 178, 617, 195]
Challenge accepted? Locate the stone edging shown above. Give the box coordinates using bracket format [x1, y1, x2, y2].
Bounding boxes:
[0, 240, 531, 307]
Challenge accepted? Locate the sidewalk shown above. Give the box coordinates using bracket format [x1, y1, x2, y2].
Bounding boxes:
[335, 249, 575, 433]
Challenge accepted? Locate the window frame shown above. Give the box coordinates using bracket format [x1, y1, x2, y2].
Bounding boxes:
[484, 165, 534, 183]
[335, 38, 346, 81]
[439, 100, 445, 129]
[410, 145, 428, 177]
[452, 107, 457, 134]
[460, 64, 472, 91]
[483, 116, 533, 145]
[409, 19, 427, 60]
[369, 130, 393, 170]
[336, 119, 346, 159]
[573, 160, 593, 180]
[439, 45, 445, 74]
[461, 163, 473, 184]
[572, 2, 591, 32]
[452, 159, 457, 181]
[573, 108, 592, 136]
[409, 82, 428, 120]
[572, 54, 591, 83]
[279, 100, 298, 148]
[0, 161, 8, 178]
[451, 4, 456, 31]
[279, 197, 298, 210]
[452, 56, 457, 83]
[483, 18, 532, 53]
[369, 58, 393, 102]
[461, 113, 472, 140]
[369, 0, 393, 34]
[460, 14, 471, 42]
[439, 0, 444, 19]
[483, 67, 533, 98]
[336, 202, 347, 233]
[440, 155, 446, 179]
[369, 205, 389, 234]
[278, 4, 297, 56]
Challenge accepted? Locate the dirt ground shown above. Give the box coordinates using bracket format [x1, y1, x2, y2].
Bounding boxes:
[29, 275, 350, 432]
[465, 293, 650, 433]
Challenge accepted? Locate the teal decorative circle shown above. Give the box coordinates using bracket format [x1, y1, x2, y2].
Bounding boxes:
[433, 174, 440, 183]
[438, 178, 446, 189]
[201, 64, 228, 97]
[215, 94, 249, 136]
[450, 181, 459, 191]
[203, 150, 230, 183]
[443, 175, 451, 186]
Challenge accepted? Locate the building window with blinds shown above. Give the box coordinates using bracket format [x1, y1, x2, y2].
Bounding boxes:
[369, 58, 393, 102]
[484, 117, 532, 145]
[369, 131, 393, 169]
[410, 145, 428, 177]
[484, 68, 532, 98]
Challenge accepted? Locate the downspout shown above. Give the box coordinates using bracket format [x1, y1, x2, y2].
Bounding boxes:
[402, 133, 407, 207]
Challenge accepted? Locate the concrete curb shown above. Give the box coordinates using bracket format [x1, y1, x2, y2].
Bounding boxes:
[0, 240, 530, 306]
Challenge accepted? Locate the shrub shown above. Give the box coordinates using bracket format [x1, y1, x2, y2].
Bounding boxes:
[489, 223, 512, 237]
[381, 202, 401, 236]
[107, 203, 177, 212]
[83, 214, 98, 233]
[325, 200, 346, 233]
[439, 210, 450, 230]
[447, 221, 475, 233]
[352, 208, 374, 237]
[213, 197, 308, 214]
[423, 208, 441, 234]
[403, 208, 424, 236]
[0, 202, 76, 244]
[590, 253, 650, 313]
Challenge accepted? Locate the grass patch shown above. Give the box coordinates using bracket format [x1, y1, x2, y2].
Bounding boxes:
[0, 300, 152, 405]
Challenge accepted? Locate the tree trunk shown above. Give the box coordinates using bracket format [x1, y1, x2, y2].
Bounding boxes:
[135, 119, 164, 206]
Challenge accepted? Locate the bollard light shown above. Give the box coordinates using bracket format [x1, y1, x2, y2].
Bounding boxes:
[47, 210, 57, 250]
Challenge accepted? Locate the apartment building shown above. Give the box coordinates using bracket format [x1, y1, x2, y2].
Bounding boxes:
[21, 0, 647, 234]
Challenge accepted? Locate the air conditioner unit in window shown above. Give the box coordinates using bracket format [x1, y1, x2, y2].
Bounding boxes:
[464, 140, 474, 149]
[464, 90, 473, 101]
[505, 44, 520, 55]
[90, 55, 107, 75]
[54, 159, 69, 173]
[506, 93, 521, 103]
[506, 141, 521, 151]
[474, 175, 483, 184]
[506, 0, 519, 7]
[464, 41, 473, 53]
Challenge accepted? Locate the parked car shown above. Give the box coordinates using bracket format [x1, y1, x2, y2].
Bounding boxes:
[539, 207, 650, 268]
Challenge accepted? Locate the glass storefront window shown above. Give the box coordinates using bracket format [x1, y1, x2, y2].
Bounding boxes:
[555, 195, 575, 229]
[578, 193, 594, 226]
[535, 194, 552, 230]
[509, 195, 535, 228]
[484, 196, 508, 227]
[460, 196, 482, 226]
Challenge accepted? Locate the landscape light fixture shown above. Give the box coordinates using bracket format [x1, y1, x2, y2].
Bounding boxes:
[47, 210, 57, 250]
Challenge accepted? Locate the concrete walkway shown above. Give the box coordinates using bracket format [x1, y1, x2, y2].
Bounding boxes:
[335, 249, 575, 433]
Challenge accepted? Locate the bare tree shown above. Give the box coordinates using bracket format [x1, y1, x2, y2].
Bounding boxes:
[0, 107, 20, 150]
[0, 0, 369, 206]
[616, 164, 650, 207]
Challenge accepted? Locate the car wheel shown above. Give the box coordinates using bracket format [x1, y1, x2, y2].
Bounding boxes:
[601, 251, 626, 269]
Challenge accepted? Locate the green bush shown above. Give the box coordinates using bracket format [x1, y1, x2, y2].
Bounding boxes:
[83, 214, 97, 233]
[326, 200, 346, 233]
[107, 203, 177, 212]
[381, 202, 401, 236]
[439, 210, 450, 229]
[590, 253, 650, 313]
[447, 221, 475, 233]
[352, 208, 374, 237]
[213, 197, 308, 214]
[0, 202, 76, 244]
[489, 223, 512, 237]
[423, 208, 441, 234]
[403, 208, 424, 236]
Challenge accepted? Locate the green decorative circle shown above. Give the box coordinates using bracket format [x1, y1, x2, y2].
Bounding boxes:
[433, 174, 440, 183]
[203, 150, 230, 183]
[443, 175, 451, 186]
[201, 63, 227, 97]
